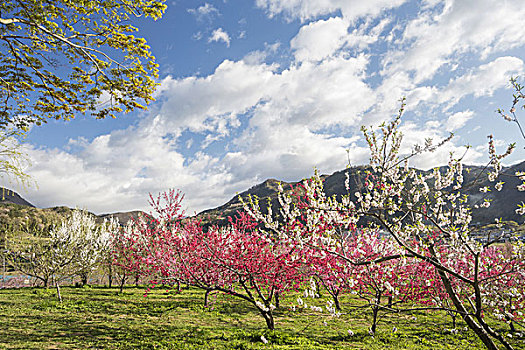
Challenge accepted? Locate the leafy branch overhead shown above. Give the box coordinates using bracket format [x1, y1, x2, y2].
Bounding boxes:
[0, 0, 166, 131]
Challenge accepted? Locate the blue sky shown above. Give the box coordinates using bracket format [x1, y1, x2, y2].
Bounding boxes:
[4, 0, 525, 214]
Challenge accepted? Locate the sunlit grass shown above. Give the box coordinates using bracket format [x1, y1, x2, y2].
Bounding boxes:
[0, 286, 522, 349]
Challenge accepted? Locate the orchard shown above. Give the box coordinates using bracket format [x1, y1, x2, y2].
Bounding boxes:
[108, 94, 525, 349]
[2, 91, 525, 349]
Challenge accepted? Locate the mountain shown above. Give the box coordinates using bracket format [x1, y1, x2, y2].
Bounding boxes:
[0, 187, 35, 207]
[0, 188, 145, 226]
[196, 161, 525, 226]
[97, 211, 146, 225]
[197, 178, 298, 227]
[462, 160, 525, 224]
[1, 160, 523, 229]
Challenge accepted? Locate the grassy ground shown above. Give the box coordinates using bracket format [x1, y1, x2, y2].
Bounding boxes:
[0, 286, 522, 349]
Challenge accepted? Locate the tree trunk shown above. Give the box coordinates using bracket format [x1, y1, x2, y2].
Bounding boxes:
[275, 291, 280, 309]
[204, 289, 212, 307]
[80, 272, 88, 286]
[314, 278, 321, 297]
[54, 277, 62, 303]
[436, 269, 502, 350]
[370, 294, 381, 335]
[262, 311, 275, 330]
[333, 292, 341, 311]
[509, 321, 516, 333]
[2, 255, 5, 283]
[108, 265, 113, 288]
[476, 313, 514, 350]
[119, 275, 127, 294]
[505, 315, 516, 333]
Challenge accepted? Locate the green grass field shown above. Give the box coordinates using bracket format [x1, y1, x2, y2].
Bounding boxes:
[0, 286, 522, 349]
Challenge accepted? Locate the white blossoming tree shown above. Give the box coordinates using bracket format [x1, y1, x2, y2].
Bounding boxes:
[4, 209, 117, 300]
[97, 216, 120, 288]
[72, 211, 118, 286]
[244, 100, 524, 350]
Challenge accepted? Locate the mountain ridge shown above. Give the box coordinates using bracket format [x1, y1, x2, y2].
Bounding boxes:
[1, 160, 523, 228]
[0, 188, 145, 226]
[0, 188, 35, 207]
[195, 161, 525, 226]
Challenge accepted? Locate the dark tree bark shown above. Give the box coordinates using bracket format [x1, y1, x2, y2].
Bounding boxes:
[436, 268, 510, 350]
[261, 311, 275, 330]
[204, 288, 214, 307]
[108, 265, 113, 288]
[370, 294, 381, 334]
[119, 274, 127, 294]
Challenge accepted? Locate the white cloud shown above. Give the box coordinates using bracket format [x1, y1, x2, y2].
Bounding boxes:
[6, 0, 525, 216]
[288, 16, 393, 116]
[11, 130, 239, 215]
[229, 56, 374, 176]
[227, 126, 360, 181]
[256, 0, 407, 23]
[188, 3, 220, 21]
[209, 28, 231, 47]
[256, 0, 340, 22]
[291, 17, 349, 62]
[242, 42, 281, 65]
[156, 60, 278, 134]
[8, 52, 376, 214]
[398, 125, 484, 170]
[446, 110, 474, 132]
[289, 14, 390, 64]
[154, 53, 375, 181]
[382, 0, 525, 83]
[406, 56, 524, 110]
[345, 17, 391, 50]
[248, 54, 374, 130]
[437, 57, 524, 107]
[192, 31, 203, 41]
